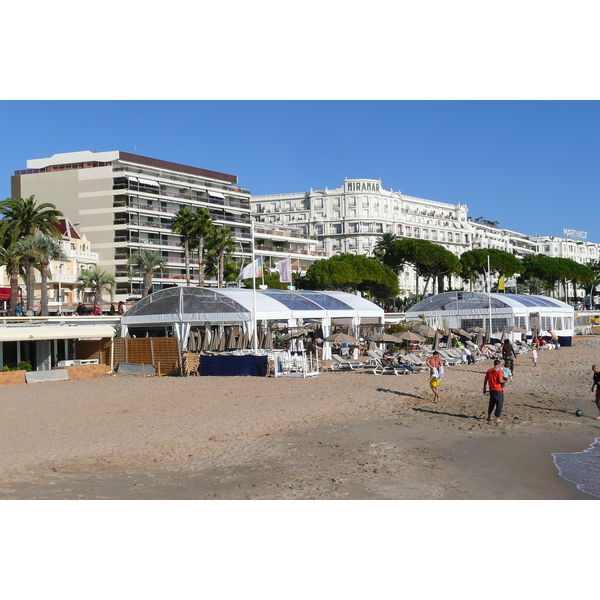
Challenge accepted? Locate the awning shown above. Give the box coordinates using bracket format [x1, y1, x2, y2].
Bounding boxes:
[137, 178, 159, 187]
[0, 324, 116, 342]
[208, 191, 226, 199]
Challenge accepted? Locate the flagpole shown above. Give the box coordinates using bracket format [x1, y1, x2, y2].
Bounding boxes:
[251, 219, 258, 353]
[487, 255, 492, 341]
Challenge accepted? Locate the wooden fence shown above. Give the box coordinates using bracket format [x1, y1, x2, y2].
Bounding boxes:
[76, 337, 181, 375]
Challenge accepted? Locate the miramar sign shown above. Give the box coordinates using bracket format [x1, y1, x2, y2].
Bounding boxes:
[345, 180, 381, 193]
[563, 228, 588, 240]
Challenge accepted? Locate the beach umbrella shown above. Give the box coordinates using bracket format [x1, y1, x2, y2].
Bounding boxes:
[201, 327, 211, 351]
[469, 326, 486, 333]
[505, 325, 526, 333]
[325, 332, 358, 343]
[225, 327, 236, 350]
[187, 331, 196, 351]
[394, 331, 425, 342]
[476, 330, 484, 347]
[239, 328, 248, 349]
[451, 328, 470, 338]
[500, 327, 507, 342]
[369, 333, 403, 343]
[485, 325, 491, 344]
[433, 329, 441, 351]
[218, 326, 227, 351]
[412, 324, 436, 338]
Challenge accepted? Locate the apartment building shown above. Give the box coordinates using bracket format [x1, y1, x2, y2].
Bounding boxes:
[11, 150, 322, 299]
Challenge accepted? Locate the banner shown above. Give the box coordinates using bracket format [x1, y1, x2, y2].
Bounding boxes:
[239, 257, 263, 280]
[276, 257, 292, 282]
[498, 275, 505, 291]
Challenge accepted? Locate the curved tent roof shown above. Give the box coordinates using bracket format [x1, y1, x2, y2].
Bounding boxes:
[407, 292, 573, 314]
[121, 286, 384, 326]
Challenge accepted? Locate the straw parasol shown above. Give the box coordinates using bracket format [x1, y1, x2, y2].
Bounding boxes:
[325, 332, 359, 343]
[451, 328, 471, 338]
[504, 325, 526, 333]
[394, 331, 425, 342]
[432, 329, 441, 351]
[218, 326, 227, 351]
[225, 327, 236, 350]
[369, 333, 403, 343]
[412, 324, 437, 338]
[476, 330, 484, 347]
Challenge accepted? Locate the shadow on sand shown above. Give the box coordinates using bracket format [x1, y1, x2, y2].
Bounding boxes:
[377, 387, 424, 401]
[411, 406, 484, 421]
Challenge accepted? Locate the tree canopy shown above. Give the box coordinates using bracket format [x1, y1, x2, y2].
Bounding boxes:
[460, 248, 525, 291]
[298, 253, 399, 300]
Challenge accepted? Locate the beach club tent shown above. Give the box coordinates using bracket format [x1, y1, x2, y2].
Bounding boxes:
[121, 287, 385, 355]
[406, 291, 575, 345]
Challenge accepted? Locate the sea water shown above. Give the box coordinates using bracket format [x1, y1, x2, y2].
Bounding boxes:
[552, 437, 600, 498]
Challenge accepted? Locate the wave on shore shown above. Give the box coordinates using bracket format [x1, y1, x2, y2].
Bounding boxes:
[552, 437, 600, 498]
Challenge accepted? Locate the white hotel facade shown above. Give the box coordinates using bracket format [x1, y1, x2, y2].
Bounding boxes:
[252, 178, 599, 297]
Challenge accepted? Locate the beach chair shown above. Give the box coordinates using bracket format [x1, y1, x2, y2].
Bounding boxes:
[400, 354, 428, 372]
[373, 357, 413, 375]
[330, 354, 360, 371]
[437, 350, 462, 366]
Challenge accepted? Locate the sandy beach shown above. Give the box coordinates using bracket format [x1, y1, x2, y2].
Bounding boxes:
[1, 338, 599, 500]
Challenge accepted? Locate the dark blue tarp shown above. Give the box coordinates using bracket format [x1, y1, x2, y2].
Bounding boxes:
[199, 355, 268, 377]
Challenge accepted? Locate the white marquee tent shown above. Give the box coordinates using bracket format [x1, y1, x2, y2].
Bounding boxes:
[406, 291, 575, 344]
[121, 287, 385, 354]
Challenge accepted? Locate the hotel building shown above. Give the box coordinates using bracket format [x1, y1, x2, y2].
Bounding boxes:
[253, 178, 479, 295]
[253, 179, 594, 296]
[11, 151, 321, 300]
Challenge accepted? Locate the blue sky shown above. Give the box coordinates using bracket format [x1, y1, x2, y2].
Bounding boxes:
[0, 100, 598, 241]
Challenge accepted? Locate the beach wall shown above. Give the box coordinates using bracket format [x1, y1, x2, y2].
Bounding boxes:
[0, 370, 27, 385]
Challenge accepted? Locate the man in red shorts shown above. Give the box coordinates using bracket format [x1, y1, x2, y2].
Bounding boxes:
[483, 359, 507, 422]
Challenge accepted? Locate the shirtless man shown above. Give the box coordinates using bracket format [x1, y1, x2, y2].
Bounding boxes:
[426, 351, 443, 403]
[591, 365, 600, 420]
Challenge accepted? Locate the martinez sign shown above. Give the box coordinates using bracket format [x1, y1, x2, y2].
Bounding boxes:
[345, 180, 381, 193]
[563, 228, 588, 240]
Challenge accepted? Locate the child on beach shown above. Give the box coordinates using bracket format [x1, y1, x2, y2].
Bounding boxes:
[531, 344, 538, 367]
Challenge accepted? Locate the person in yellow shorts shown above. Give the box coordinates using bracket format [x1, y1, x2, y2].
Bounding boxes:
[426, 351, 444, 403]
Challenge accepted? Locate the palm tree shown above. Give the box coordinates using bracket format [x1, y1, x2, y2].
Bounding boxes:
[127, 248, 167, 297]
[11, 235, 40, 311]
[75, 266, 116, 312]
[193, 208, 214, 288]
[171, 206, 198, 286]
[30, 235, 68, 316]
[373, 232, 398, 265]
[207, 227, 235, 287]
[0, 233, 22, 311]
[0, 195, 63, 310]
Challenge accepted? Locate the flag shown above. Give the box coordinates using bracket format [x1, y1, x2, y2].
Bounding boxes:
[239, 257, 263, 280]
[276, 257, 291, 282]
[498, 275, 505, 291]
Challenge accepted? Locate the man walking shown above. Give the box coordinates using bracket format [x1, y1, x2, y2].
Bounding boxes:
[483, 359, 507, 422]
[426, 350, 444, 403]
